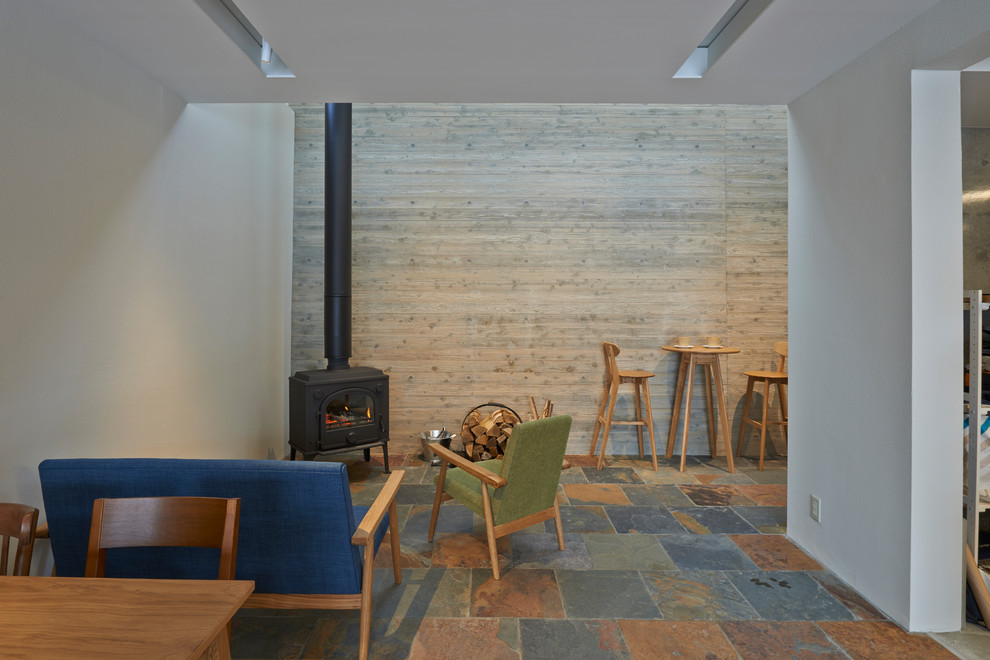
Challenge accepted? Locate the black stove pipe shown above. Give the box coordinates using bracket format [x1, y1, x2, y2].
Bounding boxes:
[325, 103, 352, 370]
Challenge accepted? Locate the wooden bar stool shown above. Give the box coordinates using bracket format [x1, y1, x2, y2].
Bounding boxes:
[588, 342, 658, 470]
[737, 341, 788, 470]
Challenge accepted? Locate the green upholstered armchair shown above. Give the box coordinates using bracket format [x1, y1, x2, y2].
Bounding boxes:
[427, 414, 572, 579]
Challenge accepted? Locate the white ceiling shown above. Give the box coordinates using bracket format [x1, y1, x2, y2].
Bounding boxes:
[34, 0, 946, 104]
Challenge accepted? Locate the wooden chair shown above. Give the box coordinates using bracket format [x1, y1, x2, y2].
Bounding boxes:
[0, 503, 39, 576]
[588, 342, 658, 470]
[737, 341, 788, 470]
[85, 496, 240, 579]
[427, 415, 572, 580]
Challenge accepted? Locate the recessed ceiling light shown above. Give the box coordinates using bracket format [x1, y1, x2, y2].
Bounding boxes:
[674, 0, 775, 79]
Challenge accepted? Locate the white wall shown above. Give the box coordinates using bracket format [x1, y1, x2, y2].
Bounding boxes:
[0, 0, 294, 547]
[788, 0, 990, 631]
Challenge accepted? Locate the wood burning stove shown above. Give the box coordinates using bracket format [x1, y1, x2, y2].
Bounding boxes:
[288, 103, 390, 471]
[288, 366, 389, 466]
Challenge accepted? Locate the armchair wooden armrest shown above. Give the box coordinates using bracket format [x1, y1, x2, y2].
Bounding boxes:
[428, 442, 507, 488]
[36, 522, 49, 538]
[352, 470, 404, 545]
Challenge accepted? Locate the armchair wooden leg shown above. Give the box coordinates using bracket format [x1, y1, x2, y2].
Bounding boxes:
[428, 462, 448, 542]
[358, 541, 375, 660]
[759, 379, 770, 471]
[388, 498, 402, 584]
[481, 484, 501, 580]
[552, 498, 565, 551]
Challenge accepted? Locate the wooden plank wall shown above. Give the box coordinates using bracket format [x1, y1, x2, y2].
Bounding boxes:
[291, 104, 787, 457]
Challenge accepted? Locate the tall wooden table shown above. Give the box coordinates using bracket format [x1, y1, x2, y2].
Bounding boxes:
[661, 344, 740, 473]
[0, 576, 253, 659]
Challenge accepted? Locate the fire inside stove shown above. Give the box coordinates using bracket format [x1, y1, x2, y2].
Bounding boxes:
[325, 391, 374, 431]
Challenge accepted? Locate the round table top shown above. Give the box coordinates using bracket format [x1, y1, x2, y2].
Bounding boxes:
[661, 344, 741, 355]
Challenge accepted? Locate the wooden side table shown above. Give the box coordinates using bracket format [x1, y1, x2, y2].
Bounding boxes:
[661, 345, 740, 473]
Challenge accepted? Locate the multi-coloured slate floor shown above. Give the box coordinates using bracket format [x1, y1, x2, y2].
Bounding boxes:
[230, 452, 989, 659]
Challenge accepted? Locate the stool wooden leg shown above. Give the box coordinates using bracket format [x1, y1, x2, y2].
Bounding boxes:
[678, 356, 696, 472]
[759, 378, 770, 471]
[710, 359, 734, 473]
[589, 380, 611, 456]
[598, 381, 620, 470]
[703, 365, 716, 457]
[641, 378, 658, 470]
[738, 378, 755, 457]
[667, 357, 688, 457]
[633, 378, 644, 458]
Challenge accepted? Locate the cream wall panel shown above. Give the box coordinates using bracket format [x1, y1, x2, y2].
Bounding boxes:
[292, 104, 787, 456]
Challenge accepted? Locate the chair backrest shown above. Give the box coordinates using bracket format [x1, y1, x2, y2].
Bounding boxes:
[0, 502, 39, 576]
[85, 496, 240, 580]
[774, 341, 788, 373]
[602, 342, 620, 384]
[39, 459, 373, 595]
[492, 415, 573, 526]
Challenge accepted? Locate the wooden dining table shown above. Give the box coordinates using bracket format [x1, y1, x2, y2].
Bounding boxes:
[661, 344, 740, 473]
[0, 576, 253, 659]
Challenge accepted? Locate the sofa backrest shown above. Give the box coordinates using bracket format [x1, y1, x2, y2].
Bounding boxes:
[38, 458, 366, 595]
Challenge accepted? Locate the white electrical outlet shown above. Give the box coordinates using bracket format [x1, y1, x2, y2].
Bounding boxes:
[810, 495, 822, 522]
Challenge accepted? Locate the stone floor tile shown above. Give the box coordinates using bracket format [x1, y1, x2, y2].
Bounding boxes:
[720, 620, 847, 659]
[640, 570, 759, 621]
[370, 567, 462, 620]
[431, 532, 509, 571]
[620, 620, 738, 659]
[230, 609, 323, 659]
[670, 507, 759, 535]
[810, 571, 887, 620]
[605, 505, 686, 534]
[738, 466, 789, 484]
[555, 569, 661, 619]
[510, 533, 594, 570]
[678, 484, 757, 506]
[728, 571, 854, 621]
[471, 568, 565, 618]
[818, 620, 959, 659]
[563, 454, 600, 468]
[694, 472, 759, 485]
[734, 505, 787, 534]
[659, 534, 760, 571]
[583, 467, 645, 485]
[583, 533, 677, 571]
[733, 484, 788, 506]
[408, 618, 520, 659]
[519, 619, 629, 660]
[396, 483, 443, 505]
[558, 466, 591, 483]
[729, 534, 823, 570]
[298, 613, 420, 659]
[553, 505, 617, 533]
[632, 468, 701, 485]
[623, 484, 696, 507]
[403, 503, 478, 537]
[563, 483, 632, 506]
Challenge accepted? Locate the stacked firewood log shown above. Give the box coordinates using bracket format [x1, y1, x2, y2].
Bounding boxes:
[461, 408, 520, 461]
[460, 398, 555, 461]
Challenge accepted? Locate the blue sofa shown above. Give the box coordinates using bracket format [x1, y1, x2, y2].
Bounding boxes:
[38, 458, 403, 660]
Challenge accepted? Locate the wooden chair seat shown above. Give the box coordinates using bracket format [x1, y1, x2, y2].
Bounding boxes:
[0, 502, 39, 576]
[737, 341, 788, 470]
